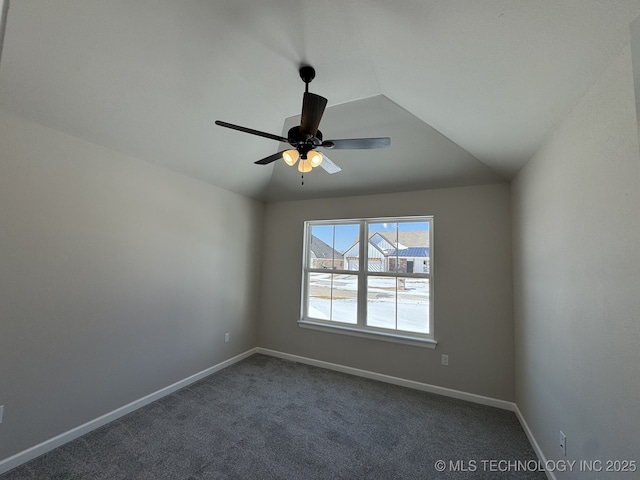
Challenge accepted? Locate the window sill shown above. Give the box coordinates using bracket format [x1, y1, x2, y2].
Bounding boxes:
[298, 320, 437, 349]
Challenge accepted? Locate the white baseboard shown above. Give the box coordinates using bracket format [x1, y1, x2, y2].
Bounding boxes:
[514, 404, 557, 480]
[0, 348, 258, 475]
[256, 347, 516, 411]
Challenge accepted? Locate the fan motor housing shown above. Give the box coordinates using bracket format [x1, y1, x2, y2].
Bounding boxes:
[288, 126, 322, 144]
[288, 125, 323, 158]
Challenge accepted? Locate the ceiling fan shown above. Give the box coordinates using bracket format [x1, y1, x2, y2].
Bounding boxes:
[215, 65, 391, 175]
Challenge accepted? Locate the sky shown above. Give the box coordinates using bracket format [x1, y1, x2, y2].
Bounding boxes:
[311, 220, 430, 254]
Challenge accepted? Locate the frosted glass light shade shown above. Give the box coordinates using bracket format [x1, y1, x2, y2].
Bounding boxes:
[282, 150, 299, 166]
[308, 151, 323, 168]
[298, 159, 312, 173]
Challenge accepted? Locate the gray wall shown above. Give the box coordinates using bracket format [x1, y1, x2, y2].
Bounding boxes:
[0, 111, 263, 460]
[511, 43, 640, 476]
[258, 184, 515, 401]
[632, 16, 640, 147]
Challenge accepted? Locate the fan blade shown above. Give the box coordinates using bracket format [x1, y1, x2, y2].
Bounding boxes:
[322, 137, 391, 150]
[300, 92, 327, 136]
[318, 154, 342, 174]
[215, 120, 289, 143]
[255, 150, 287, 165]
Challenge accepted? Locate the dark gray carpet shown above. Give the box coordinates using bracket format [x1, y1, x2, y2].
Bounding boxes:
[1, 354, 545, 479]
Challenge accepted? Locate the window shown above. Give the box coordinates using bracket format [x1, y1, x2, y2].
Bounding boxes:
[300, 216, 435, 347]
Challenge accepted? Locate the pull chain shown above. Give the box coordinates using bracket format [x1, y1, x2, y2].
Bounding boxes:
[301, 173, 304, 186]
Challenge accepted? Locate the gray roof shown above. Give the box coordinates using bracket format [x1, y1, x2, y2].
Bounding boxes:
[390, 247, 430, 257]
[351, 230, 429, 249]
[310, 236, 343, 260]
[396, 231, 430, 248]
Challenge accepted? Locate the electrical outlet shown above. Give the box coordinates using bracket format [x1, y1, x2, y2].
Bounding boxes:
[0, 405, 4, 424]
[441, 354, 449, 366]
[559, 431, 566, 456]
[224, 332, 230, 343]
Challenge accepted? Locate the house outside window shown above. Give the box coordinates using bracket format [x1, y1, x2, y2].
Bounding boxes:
[309, 235, 344, 270]
[300, 216, 435, 347]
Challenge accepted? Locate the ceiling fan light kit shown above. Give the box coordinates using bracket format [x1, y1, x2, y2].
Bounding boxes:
[283, 149, 299, 166]
[298, 158, 313, 173]
[308, 151, 323, 168]
[215, 65, 390, 181]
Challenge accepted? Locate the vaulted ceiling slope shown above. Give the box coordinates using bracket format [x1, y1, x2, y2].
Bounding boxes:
[1, 1, 639, 202]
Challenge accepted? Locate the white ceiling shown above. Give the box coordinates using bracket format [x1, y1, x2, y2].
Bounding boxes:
[1, 1, 639, 201]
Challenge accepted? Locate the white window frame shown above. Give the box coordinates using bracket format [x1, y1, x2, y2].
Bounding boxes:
[299, 216, 436, 348]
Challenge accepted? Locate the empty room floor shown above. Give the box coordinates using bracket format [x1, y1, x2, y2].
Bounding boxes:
[1, 355, 545, 479]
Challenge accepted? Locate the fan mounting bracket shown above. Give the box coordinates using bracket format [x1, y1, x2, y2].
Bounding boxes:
[299, 65, 316, 85]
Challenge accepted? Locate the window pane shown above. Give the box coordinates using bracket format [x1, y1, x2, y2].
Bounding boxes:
[307, 272, 357, 324]
[367, 276, 397, 330]
[335, 223, 359, 271]
[310, 223, 358, 270]
[309, 225, 336, 270]
[307, 272, 332, 320]
[397, 221, 430, 274]
[397, 277, 430, 334]
[368, 222, 398, 272]
[330, 274, 358, 324]
[367, 277, 430, 334]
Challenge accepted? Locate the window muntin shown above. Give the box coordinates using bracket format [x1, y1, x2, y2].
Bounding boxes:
[302, 217, 433, 340]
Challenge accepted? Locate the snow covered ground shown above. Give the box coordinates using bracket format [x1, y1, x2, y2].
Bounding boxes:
[307, 274, 429, 334]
